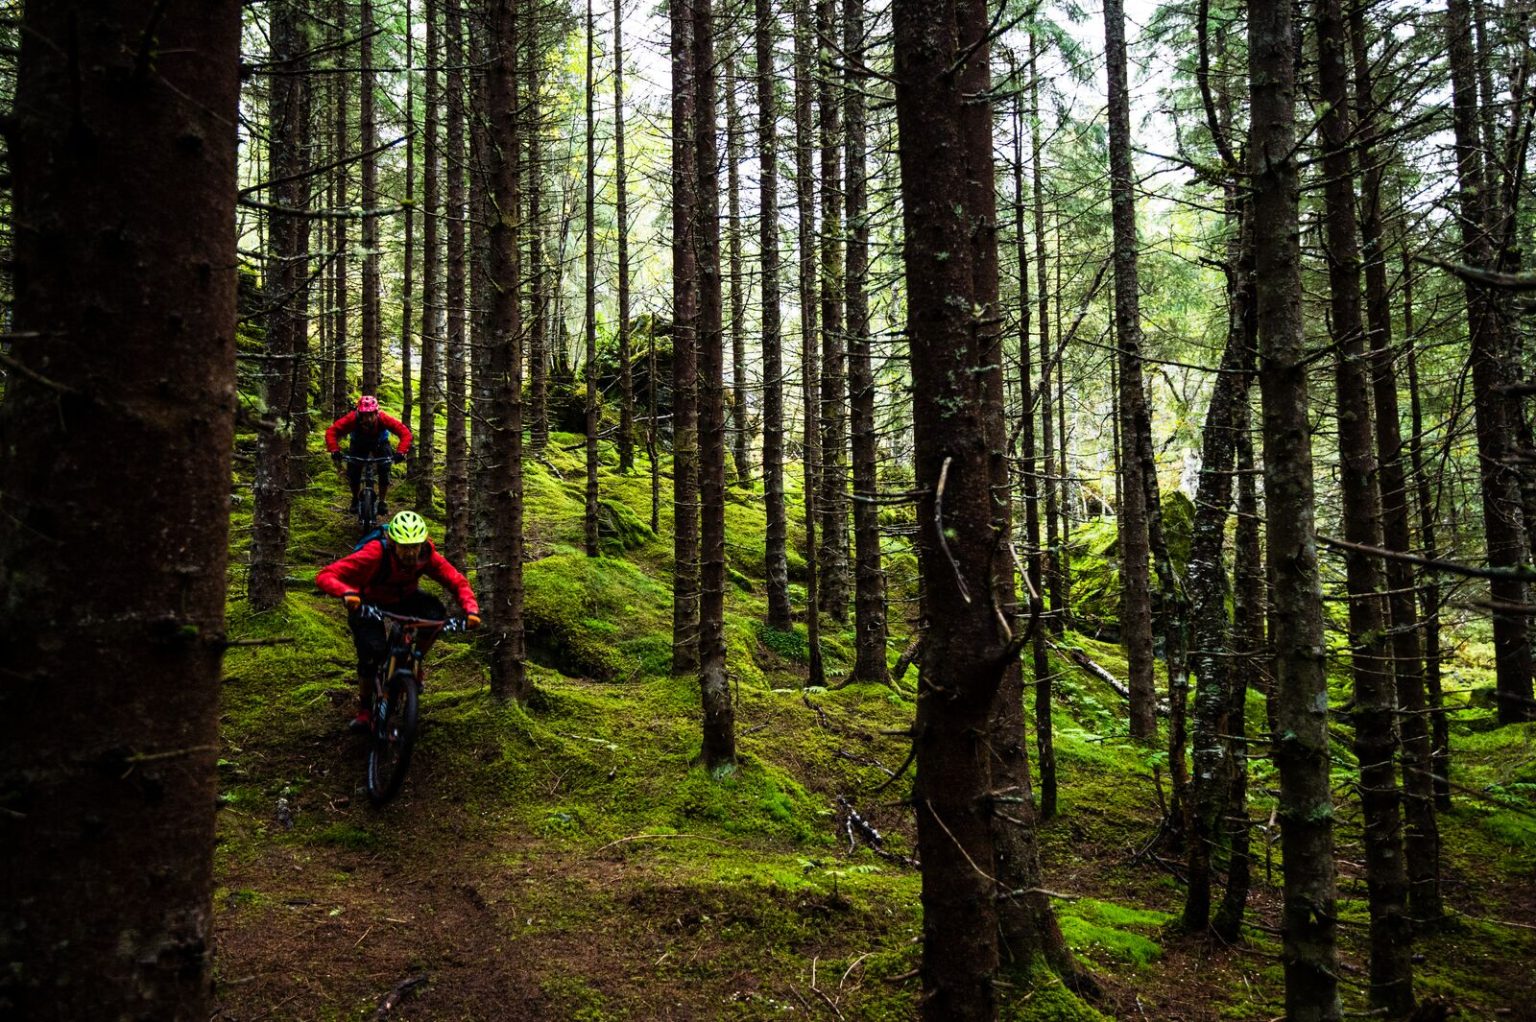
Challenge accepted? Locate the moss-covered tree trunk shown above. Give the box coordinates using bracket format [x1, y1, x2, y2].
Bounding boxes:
[528, 0, 550, 456]
[0, 3, 240, 1015]
[1182, 225, 1253, 932]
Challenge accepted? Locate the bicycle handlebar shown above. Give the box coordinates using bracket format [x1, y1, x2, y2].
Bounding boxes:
[358, 603, 469, 632]
[340, 454, 395, 465]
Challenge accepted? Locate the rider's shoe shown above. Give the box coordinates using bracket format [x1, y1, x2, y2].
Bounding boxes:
[348, 710, 372, 733]
[377, 499, 388, 516]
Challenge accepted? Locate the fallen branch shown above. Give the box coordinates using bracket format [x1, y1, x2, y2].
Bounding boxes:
[1050, 641, 1131, 699]
[374, 974, 427, 1020]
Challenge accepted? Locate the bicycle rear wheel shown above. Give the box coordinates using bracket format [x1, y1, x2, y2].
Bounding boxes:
[366, 670, 419, 805]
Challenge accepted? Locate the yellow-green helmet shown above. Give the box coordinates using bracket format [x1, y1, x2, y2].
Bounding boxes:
[386, 510, 430, 544]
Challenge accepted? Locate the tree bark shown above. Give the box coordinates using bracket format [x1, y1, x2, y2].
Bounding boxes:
[1403, 266, 1451, 809]
[893, 0, 1072, 1012]
[401, 3, 416, 451]
[1446, 0, 1535, 724]
[794, 0, 825, 687]
[0, 4, 240, 1016]
[695, 0, 736, 772]
[584, 0, 600, 558]
[1251, 0, 1343, 1011]
[616, 0, 635, 473]
[1013, 83, 1053, 819]
[415, 0, 441, 513]
[1030, 32, 1062, 635]
[528, 0, 550, 455]
[845, 0, 888, 686]
[816, 0, 849, 623]
[485, 0, 527, 701]
[444, 0, 471, 567]
[1104, 0, 1157, 743]
[359, 0, 381, 395]
[1351, 4, 1442, 927]
[672, 0, 702, 674]
[251, 0, 313, 612]
[757, 0, 793, 632]
[331, 0, 351, 414]
[726, 50, 751, 486]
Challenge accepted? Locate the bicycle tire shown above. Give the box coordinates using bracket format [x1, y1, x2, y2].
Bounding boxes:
[358, 486, 377, 529]
[366, 669, 419, 805]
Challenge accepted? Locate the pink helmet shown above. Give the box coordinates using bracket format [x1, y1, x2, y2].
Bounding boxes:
[357, 395, 380, 413]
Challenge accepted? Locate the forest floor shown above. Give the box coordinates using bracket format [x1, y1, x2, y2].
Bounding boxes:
[211, 421, 1536, 1022]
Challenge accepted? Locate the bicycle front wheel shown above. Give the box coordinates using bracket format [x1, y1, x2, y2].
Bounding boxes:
[366, 670, 419, 806]
[358, 486, 378, 529]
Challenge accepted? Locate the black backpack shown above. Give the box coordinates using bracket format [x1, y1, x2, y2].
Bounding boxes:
[352, 528, 395, 590]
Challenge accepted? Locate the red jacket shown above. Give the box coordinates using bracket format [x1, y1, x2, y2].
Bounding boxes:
[325, 410, 413, 455]
[316, 538, 478, 615]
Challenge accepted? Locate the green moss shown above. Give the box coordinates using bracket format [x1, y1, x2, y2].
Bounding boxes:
[1056, 898, 1170, 966]
[309, 823, 381, 853]
[1001, 962, 1111, 1021]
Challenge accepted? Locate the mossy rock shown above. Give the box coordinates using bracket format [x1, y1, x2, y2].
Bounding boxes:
[597, 496, 655, 553]
[523, 552, 668, 680]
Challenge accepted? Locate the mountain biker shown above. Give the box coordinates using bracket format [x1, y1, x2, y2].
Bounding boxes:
[315, 510, 480, 731]
[325, 395, 413, 515]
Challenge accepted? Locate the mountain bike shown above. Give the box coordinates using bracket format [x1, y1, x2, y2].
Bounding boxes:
[341, 453, 394, 530]
[359, 604, 467, 806]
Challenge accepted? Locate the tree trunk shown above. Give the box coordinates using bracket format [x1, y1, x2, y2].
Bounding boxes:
[725, 50, 751, 486]
[415, 0, 441, 513]
[695, 0, 736, 772]
[794, 0, 824, 687]
[251, 0, 312, 612]
[401, 3, 416, 454]
[359, 0, 380, 395]
[1317, 2, 1413, 1007]
[672, 0, 702, 674]
[1351, 3, 1442, 927]
[893, 0, 1078, 1009]
[0, 4, 240, 1016]
[1030, 32, 1062, 635]
[331, 0, 351, 414]
[1182, 230, 1253, 933]
[816, 0, 849, 623]
[1104, 0, 1157, 743]
[584, 0, 600, 558]
[1403, 267, 1451, 809]
[528, 0, 550, 455]
[1446, 0, 1535, 724]
[844, 0, 888, 686]
[758, 0, 793, 632]
[616, 0, 635, 474]
[444, 0, 471, 567]
[1012, 78, 1053, 820]
[1251, 0, 1343, 1011]
[1213, 366, 1261, 942]
[485, 0, 527, 701]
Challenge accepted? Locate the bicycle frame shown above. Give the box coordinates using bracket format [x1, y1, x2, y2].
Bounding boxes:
[341, 454, 394, 528]
[357, 605, 465, 805]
